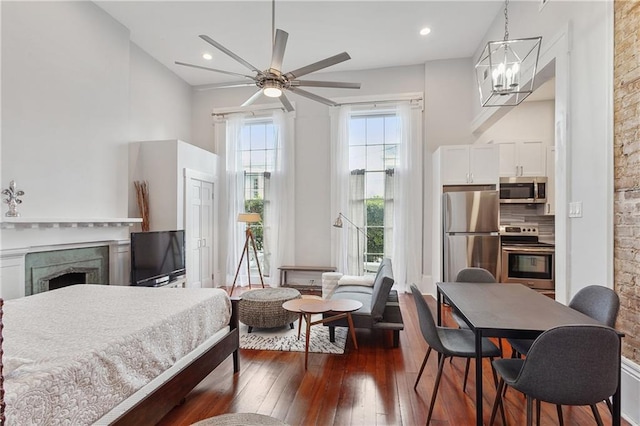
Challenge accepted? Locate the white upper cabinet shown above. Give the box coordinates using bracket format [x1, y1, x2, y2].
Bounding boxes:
[437, 144, 499, 185]
[498, 141, 546, 177]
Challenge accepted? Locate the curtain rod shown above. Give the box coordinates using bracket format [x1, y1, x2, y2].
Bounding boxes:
[211, 106, 286, 118]
[336, 97, 423, 107]
[212, 96, 423, 117]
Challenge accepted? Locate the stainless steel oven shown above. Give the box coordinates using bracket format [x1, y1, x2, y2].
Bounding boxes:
[500, 224, 555, 291]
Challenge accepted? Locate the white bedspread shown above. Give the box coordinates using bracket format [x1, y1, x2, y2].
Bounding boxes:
[3, 284, 231, 425]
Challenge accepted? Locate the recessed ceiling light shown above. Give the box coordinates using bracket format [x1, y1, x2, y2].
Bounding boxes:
[420, 27, 431, 36]
[202, 53, 213, 60]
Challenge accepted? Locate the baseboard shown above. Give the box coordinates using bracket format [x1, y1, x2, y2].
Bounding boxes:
[622, 356, 640, 425]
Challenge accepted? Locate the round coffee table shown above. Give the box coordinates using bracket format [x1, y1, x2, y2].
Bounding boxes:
[238, 287, 301, 333]
[282, 298, 362, 369]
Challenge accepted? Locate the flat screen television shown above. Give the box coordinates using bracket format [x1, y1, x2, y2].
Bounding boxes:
[130, 230, 186, 286]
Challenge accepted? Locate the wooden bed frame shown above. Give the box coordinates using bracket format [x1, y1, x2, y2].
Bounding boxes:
[0, 296, 240, 426]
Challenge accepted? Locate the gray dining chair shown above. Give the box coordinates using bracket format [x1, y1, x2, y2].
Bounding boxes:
[410, 284, 504, 425]
[506, 284, 620, 422]
[450, 267, 497, 329]
[450, 267, 501, 391]
[508, 285, 620, 358]
[489, 324, 620, 426]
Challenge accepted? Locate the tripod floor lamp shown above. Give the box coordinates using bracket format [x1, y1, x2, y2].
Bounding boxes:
[230, 212, 265, 295]
[333, 212, 367, 276]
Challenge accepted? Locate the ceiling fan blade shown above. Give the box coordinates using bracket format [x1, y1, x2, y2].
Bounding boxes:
[284, 52, 351, 80]
[195, 81, 257, 91]
[290, 80, 361, 89]
[279, 93, 294, 112]
[199, 35, 263, 76]
[241, 89, 264, 107]
[287, 87, 337, 107]
[270, 29, 289, 72]
[175, 61, 256, 79]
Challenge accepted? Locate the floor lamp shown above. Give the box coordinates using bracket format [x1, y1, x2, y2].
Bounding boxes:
[230, 212, 265, 295]
[333, 212, 367, 276]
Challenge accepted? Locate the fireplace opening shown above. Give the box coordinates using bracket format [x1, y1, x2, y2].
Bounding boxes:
[25, 246, 109, 295]
[49, 272, 88, 291]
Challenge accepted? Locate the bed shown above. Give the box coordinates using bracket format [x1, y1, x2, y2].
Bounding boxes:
[0, 284, 239, 425]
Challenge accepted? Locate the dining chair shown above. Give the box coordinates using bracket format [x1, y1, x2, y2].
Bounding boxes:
[506, 284, 620, 422]
[450, 267, 497, 329]
[508, 285, 620, 358]
[410, 284, 504, 425]
[489, 324, 620, 426]
[450, 267, 501, 391]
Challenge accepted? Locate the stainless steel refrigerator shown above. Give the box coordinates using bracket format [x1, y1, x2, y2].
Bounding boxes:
[442, 190, 500, 282]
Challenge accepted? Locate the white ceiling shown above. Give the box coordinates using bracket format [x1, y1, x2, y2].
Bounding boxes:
[95, 1, 506, 87]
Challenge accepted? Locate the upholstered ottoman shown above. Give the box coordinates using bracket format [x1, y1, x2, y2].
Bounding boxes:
[239, 287, 302, 333]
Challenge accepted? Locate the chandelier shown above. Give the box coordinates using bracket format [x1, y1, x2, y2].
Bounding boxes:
[475, 0, 542, 107]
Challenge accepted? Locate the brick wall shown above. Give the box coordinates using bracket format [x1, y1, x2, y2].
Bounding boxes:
[614, 0, 640, 363]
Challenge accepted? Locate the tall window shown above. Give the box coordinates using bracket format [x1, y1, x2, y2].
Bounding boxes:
[348, 112, 400, 273]
[239, 119, 276, 275]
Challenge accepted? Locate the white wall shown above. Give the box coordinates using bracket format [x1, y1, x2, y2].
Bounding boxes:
[129, 43, 193, 144]
[1, 2, 195, 222]
[1, 1, 130, 218]
[476, 100, 555, 146]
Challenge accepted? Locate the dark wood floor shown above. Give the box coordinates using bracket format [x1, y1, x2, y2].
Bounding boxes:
[157, 291, 627, 426]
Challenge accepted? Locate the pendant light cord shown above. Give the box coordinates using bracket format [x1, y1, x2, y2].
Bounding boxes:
[503, 0, 509, 41]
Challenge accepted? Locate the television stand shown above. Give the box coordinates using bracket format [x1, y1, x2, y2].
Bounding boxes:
[155, 277, 186, 289]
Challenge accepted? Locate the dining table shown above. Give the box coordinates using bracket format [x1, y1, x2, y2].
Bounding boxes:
[436, 282, 623, 426]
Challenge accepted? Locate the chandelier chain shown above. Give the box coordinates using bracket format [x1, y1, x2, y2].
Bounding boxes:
[504, 0, 509, 41]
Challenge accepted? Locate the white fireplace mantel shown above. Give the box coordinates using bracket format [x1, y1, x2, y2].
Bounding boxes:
[0, 217, 142, 299]
[0, 217, 142, 229]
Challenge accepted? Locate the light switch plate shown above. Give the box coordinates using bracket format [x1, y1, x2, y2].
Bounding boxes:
[569, 201, 583, 218]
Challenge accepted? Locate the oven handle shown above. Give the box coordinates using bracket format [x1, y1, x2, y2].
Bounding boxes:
[502, 246, 555, 254]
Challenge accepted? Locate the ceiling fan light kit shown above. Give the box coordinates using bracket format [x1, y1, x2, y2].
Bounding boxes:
[175, 1, 360, 112]
[474, 0, 541, 107]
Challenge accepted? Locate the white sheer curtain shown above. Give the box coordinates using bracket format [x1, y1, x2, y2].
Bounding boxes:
[330, 105, 352, 274]
[348, 170, 365, 275]
[266, 110, 295, 286]
[384, 168, 394, 263]
[392, 102, 423, 292]
[225, 114, 247, 286]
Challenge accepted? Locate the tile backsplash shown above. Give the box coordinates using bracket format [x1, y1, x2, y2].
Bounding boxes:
[500, 204, 555, 242]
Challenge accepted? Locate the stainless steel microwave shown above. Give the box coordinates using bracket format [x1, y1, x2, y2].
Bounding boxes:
[499, 177, 547, 204]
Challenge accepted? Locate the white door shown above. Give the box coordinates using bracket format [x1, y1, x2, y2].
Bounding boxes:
[185, 176, 214, 288]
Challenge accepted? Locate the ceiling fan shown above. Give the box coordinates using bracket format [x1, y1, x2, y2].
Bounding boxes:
[175, 1, 360, 112]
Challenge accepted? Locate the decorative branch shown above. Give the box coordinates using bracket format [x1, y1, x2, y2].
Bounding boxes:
[134, 181, 150, 232]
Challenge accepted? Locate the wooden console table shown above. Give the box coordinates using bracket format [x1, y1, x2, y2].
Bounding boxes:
[278, 265, 336, 290]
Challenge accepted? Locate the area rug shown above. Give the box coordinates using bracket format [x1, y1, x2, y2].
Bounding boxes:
[192, 412, 288, 425]
[239, 315, 348, 354]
